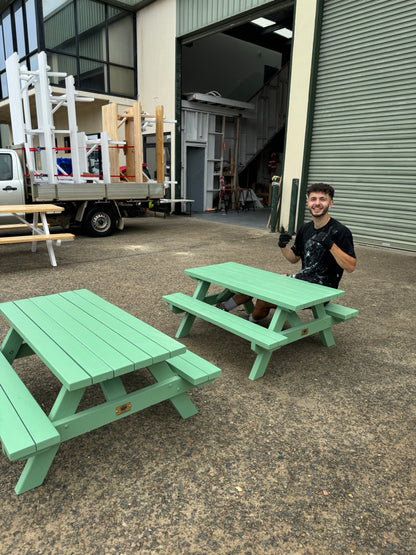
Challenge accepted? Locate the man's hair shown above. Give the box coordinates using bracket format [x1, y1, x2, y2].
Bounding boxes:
[306, 183, 334, 199]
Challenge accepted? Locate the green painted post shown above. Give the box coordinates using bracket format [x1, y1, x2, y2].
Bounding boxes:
[269, 176, 281, 233]
[288, 179, 299, 235]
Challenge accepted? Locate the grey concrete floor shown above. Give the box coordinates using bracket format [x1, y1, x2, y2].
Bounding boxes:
[0, 214, 415, 554]
[193, 207, 271, 231]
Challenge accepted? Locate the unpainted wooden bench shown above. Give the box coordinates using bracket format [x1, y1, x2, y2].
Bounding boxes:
[0, 232, 74, 245]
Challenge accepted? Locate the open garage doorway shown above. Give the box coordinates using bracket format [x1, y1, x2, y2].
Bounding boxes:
[180, 3, 294, 212]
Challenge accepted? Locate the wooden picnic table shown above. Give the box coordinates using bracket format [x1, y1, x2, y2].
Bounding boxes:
[0, 290, 221, 494]
[163, 262, 358, 381]
[0, 204, 74, 267]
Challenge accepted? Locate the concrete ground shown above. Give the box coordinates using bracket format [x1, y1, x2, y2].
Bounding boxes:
[0, 214, 414, 554]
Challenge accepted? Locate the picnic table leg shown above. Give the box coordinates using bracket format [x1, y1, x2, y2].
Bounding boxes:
[49, 387, 86, 420]
[311, 304, 336, 347]
[176, 280, 211, 338]
[31, 212, 39, 253]
[15, 444, 61, 495]
[246, 308, 289, 380]
[148, 361, 198, 418]
[40, 212, 58, 267]
[249, 347, 273, 381]
[1, 328, 24, 363]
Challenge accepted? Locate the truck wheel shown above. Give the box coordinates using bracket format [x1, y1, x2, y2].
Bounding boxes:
[83, 205, 116, 237]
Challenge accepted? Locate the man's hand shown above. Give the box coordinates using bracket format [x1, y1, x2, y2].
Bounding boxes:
[278, 232, 292, 248]
[314, 231, 335, 251]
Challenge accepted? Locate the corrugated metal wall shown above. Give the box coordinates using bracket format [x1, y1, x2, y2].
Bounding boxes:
[304, 0, 416, 251]
[177, 0, 277, 37]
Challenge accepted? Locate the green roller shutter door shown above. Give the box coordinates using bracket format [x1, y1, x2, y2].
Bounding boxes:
[304, 0, 416, 251]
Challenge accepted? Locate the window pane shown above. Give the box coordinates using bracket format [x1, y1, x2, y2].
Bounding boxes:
[77, 0, 106, 60]
[25, 0, 38, 53]
[47, 53, 77, 86]
[108, 15, 134, 66]
[77, 0, 105, 34]
[79, 29, 106, 61]
[15, 1, 26, 58]
[0, 154, 13, 180]
[3, 10, 14, 59]
[109, 65, 134, 97]
[0, 25, 5, 71]
[79, 58, 106, 92]
[1, 73, 8, 99]
[44, 0, 76, 54]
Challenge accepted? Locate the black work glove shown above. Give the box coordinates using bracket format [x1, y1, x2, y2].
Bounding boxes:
[314, 232, 335, 251]
[278, 232, 292, 248]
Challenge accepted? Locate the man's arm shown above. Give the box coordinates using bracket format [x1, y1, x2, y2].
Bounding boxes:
[278, 231, 301, 264]
[329, 243, 356, 273]
[281, 245, 300, 264]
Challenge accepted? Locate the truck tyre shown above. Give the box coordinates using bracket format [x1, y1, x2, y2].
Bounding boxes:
[82, 204, 116, 237]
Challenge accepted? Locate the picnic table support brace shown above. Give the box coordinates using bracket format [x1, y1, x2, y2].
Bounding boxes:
[148, 361, 198, 419]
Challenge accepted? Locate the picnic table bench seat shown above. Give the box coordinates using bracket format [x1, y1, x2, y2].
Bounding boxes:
[163, 293, 289, 350]
[0, 352, 60, 461]
[0, 233, 74, 245]
[166, 350, 222, 386]
[324, 303, 359, 321]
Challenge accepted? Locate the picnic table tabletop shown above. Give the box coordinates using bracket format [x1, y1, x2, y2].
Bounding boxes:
[0, 289, 186, 391]
[185, 262, 344, 310]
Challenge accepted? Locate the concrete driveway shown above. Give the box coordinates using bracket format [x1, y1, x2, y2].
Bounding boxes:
[0, 214, 414, 554]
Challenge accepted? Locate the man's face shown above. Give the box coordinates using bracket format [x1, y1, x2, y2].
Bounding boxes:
[307, 191, 333, 218]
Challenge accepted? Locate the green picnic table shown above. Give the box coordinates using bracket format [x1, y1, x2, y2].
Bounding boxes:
[0, 290, 221, 494]
[163, 262, 358, 381]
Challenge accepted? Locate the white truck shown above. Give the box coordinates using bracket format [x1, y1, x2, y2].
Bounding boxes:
[0, 147, 163, 236]
[0, 52, 167, 237]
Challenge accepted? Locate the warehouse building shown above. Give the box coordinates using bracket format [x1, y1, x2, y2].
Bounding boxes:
[0, 0, 414, 251]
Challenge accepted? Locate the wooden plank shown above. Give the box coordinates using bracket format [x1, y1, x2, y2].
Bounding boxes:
[155, 105, 164, 184]
[0, 223, 43, 231]
[166, 350, 221, 386]
[102, 103, 119, 183]
[0, 302, 92, 390]
[0, 352, 60, 460]
[63, 290, 186, 365]
[37, 294, 154, 372]
[29, 295, 137, 376]
[0, 204, 64, 214]
[163, 293, 289, 350]
[0, 233, 74, 245]
[13, 297, 116, 383]
[124, 107, 135, 182]
[133, 101, 144, 183]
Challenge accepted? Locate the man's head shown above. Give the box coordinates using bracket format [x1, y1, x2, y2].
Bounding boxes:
[306, 183, 334, 200]
[306, 183, 334, 219]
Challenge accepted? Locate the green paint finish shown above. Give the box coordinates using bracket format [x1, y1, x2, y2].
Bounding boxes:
[0, 290, 219, 494]
[163, 293, 289, 350]
[0, 353, 60, 461]
[165, 263, 357, 380]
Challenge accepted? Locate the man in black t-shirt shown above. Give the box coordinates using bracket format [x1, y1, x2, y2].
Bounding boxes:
[219, 183, 356, 322]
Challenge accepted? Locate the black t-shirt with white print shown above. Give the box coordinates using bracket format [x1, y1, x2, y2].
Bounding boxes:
[291, 218, 356, 289]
